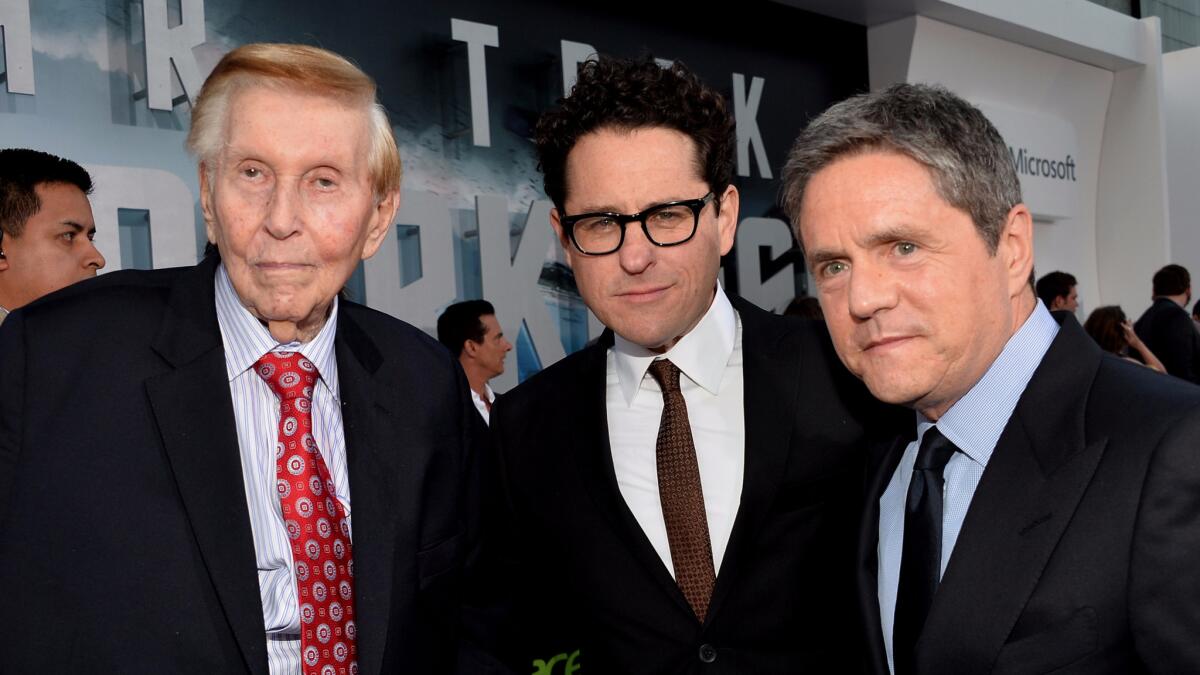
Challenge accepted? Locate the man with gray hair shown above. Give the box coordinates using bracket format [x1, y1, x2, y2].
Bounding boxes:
[782, 83, 1200, 674]
[0, 44, 479, 673]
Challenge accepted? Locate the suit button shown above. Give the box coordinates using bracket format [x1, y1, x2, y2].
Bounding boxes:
[698, 644, 717, 663]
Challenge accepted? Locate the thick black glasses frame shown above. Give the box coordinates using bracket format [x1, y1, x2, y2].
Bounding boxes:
[560, 192, 716, 255]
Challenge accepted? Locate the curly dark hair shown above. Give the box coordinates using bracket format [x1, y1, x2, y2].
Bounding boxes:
[534, 55, 735, 214]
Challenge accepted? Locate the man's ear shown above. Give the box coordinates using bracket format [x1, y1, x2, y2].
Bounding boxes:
[362, 189, 400, 261]
[716, 184, 740, 256]
[997, 203, 1035, 300]
[199, 164, 220, 246]
[550, 208, 574, 266]
[462, 338, 479, 359]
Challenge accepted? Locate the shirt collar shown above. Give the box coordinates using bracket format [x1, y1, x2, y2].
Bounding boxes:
[471, 384, 495, 405]
[213, 262, 341, 397]
[917, 300, 1059, 468]
[611, 283, 737, 407]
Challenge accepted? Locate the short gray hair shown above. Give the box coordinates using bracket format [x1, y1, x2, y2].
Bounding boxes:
[780, 83, 1021, 253]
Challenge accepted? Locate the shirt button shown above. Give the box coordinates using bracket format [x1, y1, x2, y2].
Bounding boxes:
[698, 643, 717, 663]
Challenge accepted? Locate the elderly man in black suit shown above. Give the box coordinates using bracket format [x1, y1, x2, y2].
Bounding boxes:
[783, 83, 1200, 675]
[0, 44, 479, 674]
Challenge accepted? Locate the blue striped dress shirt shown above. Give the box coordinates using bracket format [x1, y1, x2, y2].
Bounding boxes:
[213, 264, 353, 675]
[877, 301, 1059, 674]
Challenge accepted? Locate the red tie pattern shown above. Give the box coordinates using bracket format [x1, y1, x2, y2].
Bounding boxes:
[255, 351, 358, 675]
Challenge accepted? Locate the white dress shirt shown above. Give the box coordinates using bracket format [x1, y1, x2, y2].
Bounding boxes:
[214, 264, 353, 675]
[471, 383, 495, 425]
[0, 306, 8, 326]
[607, 284, 745, 577]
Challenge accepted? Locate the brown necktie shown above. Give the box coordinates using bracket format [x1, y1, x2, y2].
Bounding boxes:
[648, 358, 716, 621]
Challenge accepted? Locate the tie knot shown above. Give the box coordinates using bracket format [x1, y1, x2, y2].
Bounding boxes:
[914, 426, 958, 473]
[254, 351, 319, 401]
[648, 358, 682, 393]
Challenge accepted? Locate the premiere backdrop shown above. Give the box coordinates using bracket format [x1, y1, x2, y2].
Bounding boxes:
[0, 0, 867, 388]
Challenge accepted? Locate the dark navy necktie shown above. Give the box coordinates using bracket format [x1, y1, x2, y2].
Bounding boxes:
[893, 426, 959, 675]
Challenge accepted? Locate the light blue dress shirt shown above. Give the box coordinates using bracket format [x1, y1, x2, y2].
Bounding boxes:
[878, 302, 1059, 673]
[214, 264, 352, 675]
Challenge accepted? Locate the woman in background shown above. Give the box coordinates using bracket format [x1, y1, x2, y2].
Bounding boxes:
[1084, 305, 1166, 373]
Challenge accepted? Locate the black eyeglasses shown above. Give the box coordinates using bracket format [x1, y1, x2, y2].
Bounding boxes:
[559, 192, 716, 255]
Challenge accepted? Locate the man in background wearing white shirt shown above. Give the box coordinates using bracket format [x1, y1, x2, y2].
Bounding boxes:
[474, 55, 890, 674]
[437, 299, 513, 425]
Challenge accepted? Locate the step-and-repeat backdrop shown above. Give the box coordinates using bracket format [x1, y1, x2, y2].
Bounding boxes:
[0, 0, 866, 387]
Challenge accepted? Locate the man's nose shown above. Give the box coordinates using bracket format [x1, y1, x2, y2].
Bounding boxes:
[84, 239, 106, 270]
[847, 260, 899, 320]
[616, 220, 655, 275]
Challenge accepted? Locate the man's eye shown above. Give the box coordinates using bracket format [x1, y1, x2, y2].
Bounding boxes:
[895, 241, 918, 255]
[822, 261, 848, 277]
[314, 177, 336, 190]
[60, 232, 76, 242]
[241, 167, 262, 179]
[579, 217, 617, 231]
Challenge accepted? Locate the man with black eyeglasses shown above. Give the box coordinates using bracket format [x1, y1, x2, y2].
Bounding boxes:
[469, 55, 892, 674]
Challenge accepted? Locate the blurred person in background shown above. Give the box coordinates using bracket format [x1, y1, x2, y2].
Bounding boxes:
[1134, 264, 1200, 383]
[783, 294, 824, 320]
[1035, 270, 1078, 313]
[437, 299, 513, 425]
[1084, 305, 1165, 372]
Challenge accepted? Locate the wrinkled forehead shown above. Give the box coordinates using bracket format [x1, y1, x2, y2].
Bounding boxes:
[219, 84, 372, 167]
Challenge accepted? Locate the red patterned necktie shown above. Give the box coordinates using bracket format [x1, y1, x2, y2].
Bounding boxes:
[255, 351, 358, 675]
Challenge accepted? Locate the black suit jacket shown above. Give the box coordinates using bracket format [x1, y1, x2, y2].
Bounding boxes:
[0, 256, 480, 674]
[1134, 297, 1200, 383]
[858, 313, 1200, 674]
[481, 296, 891, 674]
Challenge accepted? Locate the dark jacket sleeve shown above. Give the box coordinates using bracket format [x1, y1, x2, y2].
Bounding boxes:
[1129, 402, 1200, 669]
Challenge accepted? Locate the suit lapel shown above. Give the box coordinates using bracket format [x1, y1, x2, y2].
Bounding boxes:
[145, 257, 269, 675]
[335, 312, 401, 675]
[859, 434, 911, 675]
[569, 333, 696, 618]
[705, 298, 796, 623]
[916, 316, 1108, 672]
